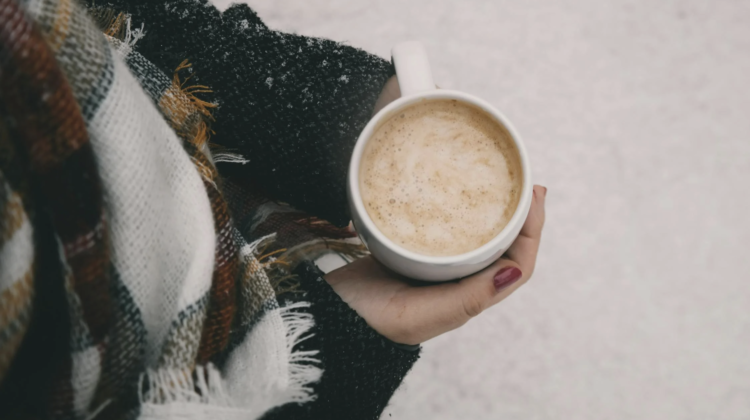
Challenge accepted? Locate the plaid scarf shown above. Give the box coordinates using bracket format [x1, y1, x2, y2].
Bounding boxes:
[0, 0, 365, 418]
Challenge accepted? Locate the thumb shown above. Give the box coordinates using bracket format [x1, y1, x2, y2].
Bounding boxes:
[453, 258, 525, 320]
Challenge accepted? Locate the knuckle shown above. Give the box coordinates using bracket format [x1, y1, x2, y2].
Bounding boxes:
[387, 324, 416, 345]
[381, 297, 414, 344]
[461, 293, 485, 319]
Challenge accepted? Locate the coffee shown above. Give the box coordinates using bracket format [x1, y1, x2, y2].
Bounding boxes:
[359, 99, 522, 257]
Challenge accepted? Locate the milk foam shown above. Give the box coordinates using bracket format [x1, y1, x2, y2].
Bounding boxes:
[359, 99, 522, 257]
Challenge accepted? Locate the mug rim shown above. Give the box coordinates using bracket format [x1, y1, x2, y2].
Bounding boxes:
[348, 89, 533, 265]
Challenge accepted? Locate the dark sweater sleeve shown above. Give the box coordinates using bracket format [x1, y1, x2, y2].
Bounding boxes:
[93, 0, 393, 227]
[261, 262, 420, 420]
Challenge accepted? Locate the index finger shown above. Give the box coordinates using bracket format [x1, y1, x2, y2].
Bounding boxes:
[505, 185, 547, 275]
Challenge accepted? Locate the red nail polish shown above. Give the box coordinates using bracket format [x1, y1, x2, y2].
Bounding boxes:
[493, 267, 522, 292]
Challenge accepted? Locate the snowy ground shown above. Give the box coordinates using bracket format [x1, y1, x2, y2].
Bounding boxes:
[213, 1, 750, 419]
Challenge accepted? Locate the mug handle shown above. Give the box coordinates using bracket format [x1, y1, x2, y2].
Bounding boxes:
[392, 41, 435, 97]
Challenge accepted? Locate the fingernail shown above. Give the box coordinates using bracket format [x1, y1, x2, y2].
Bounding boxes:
[493, 267, 522, 292]
[542, 186, 548, 196]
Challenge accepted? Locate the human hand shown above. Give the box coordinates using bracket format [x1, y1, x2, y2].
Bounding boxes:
[324, 185, 547, 345]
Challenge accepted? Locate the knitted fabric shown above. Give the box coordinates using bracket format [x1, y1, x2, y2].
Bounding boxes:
[263, 263, 421, 420]
[89, 0, 395, 227]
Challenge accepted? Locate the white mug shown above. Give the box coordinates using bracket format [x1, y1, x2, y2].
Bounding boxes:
[347, 41, 533, 281]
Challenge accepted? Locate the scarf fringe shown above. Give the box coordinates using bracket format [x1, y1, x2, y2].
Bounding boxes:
[282, 238, 369, 272]
[138, 364, 230, 407]
[137, 279, 321, 414]
[102, 14, 144, 57]
[277, 301, 322, 403]
[212, 151, 249, 165]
